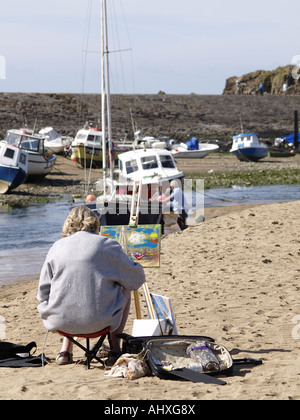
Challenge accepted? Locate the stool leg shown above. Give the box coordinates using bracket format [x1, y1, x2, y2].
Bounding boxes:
[86, 338, 90, 370]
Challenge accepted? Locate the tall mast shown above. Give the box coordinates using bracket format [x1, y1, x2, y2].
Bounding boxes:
[101, 0, 114, 197]
[101, 0, 107, 196]
[103, 0, 114, 180]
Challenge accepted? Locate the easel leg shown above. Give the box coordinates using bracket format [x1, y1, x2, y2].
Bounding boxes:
[133, 284, 156, 320]
[133, 290, 142, 319]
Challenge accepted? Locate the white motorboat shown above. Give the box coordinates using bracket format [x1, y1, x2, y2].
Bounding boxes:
[171, 137, 219, 158]
[95, 148, 184, 201]
[5, 129, 57, 177]
[171, 142, 219, 158]
[39, 127, 72, 155]
[0, 141, 28, 194]
[133, 130, 173, 150]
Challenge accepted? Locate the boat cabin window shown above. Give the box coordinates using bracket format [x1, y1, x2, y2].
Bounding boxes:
[4, 148, 15, 159]
[20, 153, 27, 165]
[126, 159, 138, 174]
[160, 154, 175, 168]
[141, 155, 158, 170]
[20, 136, 40, 152]
[76, 133, 86, 141]
[87, 134, 101, 143]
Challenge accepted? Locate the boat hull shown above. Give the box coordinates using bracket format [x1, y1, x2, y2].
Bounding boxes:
[71, 145, 103, 168]
[172, 150, 212, 158]
[27, 153, 57, 177]
[269, 150, 296, 158]
[44, 144, 65, 154]
[71, 145, 125, 168]
[172, 144, 219, 159]
[0, 165, 27, 194]
[231, 147, 268, 162]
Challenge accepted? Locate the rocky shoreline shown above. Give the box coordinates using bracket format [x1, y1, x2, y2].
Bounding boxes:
[1, 93, 300, 148]
[0, 93, 299, 208]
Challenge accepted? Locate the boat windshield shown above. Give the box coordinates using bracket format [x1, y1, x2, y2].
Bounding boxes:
[141, 155, 158, 170]
[5, 132, 21, 146]
[45, 129, 60, 140]
[160, 154, 176, 169]
[87, 134, 101, 143]
[75, 133, 86, 141]
[20, 136, 41, 152]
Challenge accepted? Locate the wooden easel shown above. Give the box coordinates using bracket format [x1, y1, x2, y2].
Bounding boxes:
[129, 180, 156, 320]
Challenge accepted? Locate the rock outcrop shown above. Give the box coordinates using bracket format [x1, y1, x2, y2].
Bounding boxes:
[223, 65, 300, 95]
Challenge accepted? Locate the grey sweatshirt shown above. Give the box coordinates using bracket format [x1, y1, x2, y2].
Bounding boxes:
[37, 231, 145, 334]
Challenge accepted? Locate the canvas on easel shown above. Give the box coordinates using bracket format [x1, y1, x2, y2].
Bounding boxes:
[150, 293, 178, 335]
[100, 224, 161, 268]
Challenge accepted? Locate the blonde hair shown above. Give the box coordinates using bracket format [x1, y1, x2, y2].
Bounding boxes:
[61, 206, 100, 237]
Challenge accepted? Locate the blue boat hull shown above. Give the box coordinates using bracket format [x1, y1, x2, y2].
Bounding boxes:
[231, 147, 268, 162]
[0, 165, 27, 194]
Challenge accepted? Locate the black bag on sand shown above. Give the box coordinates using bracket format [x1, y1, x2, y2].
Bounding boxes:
[143, 337, 233, 385]
[0, 341, 46, 367]
[118, 334, 230, 385]
[118, 334, 262, 385]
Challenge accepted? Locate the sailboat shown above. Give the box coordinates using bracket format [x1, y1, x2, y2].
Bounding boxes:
[83, 0, 183, 228]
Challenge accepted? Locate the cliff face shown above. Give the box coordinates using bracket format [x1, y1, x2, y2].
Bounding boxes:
[223, 65, 300, 95]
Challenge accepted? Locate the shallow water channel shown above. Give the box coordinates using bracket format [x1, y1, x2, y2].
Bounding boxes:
[0, 184, 299, 287]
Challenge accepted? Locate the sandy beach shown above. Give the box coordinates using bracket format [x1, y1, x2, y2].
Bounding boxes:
[0, 199, 300, 400]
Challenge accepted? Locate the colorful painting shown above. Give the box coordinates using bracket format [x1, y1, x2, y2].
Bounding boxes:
[100, 224, 161, 268]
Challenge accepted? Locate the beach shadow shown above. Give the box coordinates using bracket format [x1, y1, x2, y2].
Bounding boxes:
[230, 347, 291, 356]
[227, 347, 290, 378]
[25, 176, 82, 188]
[231, 366, 257, 378]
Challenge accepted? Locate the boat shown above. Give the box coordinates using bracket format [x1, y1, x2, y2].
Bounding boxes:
[4, 129, 57, 177]
[230, 133, 268, 162]
[76, 1, 185, 230]
[38, 127, 72, 155]
[275, 132, 300, 147]
[268, 148, 296, 158]
[71, 122, 129, 168]
[0, 141, 28, 194]
[95, 148, 184, 200]
[171, 137, 219, 158]
[133, 130, 173, 150]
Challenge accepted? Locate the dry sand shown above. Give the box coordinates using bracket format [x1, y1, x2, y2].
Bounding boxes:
[0, 200, 300, 400]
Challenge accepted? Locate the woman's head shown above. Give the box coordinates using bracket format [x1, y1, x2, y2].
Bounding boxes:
[61, 206, 100, 237]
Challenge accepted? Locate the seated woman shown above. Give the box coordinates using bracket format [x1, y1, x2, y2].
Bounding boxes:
[37, 205, 145, 366]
